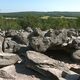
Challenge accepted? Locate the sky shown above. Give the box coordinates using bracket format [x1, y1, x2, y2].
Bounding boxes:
[0, 0, 80, 13]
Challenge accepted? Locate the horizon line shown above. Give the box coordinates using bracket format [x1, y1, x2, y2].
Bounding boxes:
[1, 11, 80, 13]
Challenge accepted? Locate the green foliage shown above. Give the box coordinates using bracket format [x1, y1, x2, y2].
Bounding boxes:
[18, 15, 43, 29]
[0, 15, 80, 30]
[0, 16, 21, 30]
[76, 17, 80, 28]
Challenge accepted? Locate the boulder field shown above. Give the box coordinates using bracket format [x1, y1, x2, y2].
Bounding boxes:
[0, 27, 79, 80]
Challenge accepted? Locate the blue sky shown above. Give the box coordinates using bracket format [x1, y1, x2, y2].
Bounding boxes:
[0, 0, 80, 12]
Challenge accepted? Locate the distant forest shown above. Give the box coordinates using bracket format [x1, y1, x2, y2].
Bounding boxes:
[1, 12, 80, 17]
[0, 12, 80, 30]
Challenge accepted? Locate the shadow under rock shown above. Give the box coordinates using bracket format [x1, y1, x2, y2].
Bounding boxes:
[15, 45, 55, 80]
[15, 63, 53, 80]
[70, 68, 80, 74]
[65, 74, 80, 80]
[17, 46, 34, 64]
[44, 50, 75, 64]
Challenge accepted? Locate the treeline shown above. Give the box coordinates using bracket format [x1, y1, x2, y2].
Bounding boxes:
[0, 15, 80, 30]
[1, 12, 80, 17]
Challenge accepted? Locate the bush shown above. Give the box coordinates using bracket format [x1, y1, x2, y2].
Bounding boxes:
[0, 16, 21, 30]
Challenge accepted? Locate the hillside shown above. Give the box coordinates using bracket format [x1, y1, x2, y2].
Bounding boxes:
[0, 12, 80, 17]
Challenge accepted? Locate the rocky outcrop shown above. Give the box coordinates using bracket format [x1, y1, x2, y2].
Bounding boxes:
[0, 27, 79, 80]
[29, 29, 74, 51]
[28, 28, 80, 61]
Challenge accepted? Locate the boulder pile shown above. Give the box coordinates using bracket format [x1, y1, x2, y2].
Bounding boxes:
[0, 27, 79, 80]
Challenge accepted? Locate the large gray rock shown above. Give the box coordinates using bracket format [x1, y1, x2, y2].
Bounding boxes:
[44, 29, 56, 37]
[5, 29, 18, 37]
[29, 29, 69, 52]
[45, 29, 70, 47]
[0, 53, 20, 67]
[0, 30, 5, 37]
[29, 28, 51, 52]
[25, 27, 33, 33]
[67, 28, 78, 37]
[3, 38, 20, 53]
[72, 38, 80, 49]
[32, 28, 44, 37]
[16, 31, 30, 45]
[26, 51, 80, 80]
[30, 37, 51, 52]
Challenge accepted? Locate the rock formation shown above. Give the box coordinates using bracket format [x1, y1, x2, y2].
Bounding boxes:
[0, 27, 79, 80]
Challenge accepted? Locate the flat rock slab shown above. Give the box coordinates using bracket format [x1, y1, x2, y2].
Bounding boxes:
[0, 64, 52, 80]
[26, 51, 80, 80]
[0, 53, 19, 67]
[26, 51, 69, 71]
